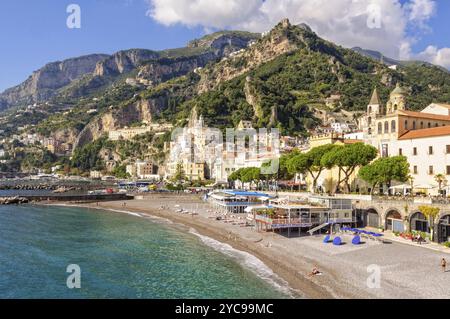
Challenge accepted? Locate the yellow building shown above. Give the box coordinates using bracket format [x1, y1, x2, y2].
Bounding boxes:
[306, 134, 362, 193]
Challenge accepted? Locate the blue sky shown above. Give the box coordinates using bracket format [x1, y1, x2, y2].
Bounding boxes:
[0, 0, 449, 92]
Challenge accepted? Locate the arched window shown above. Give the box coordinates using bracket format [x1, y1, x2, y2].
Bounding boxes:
[368, 106, 372, 114]
[420, 122, 424, 129]
[394, 104, 398, 111]
[378, 123, 382, 134]
[368, 116, 372, 125]
[368, 127, 372, 135]
[413, 121, 416, 130]
[391, 120, 396, 133]
[405, 120, 408, 130]
[428, 122, 431, 128]
[435, 123, 439, 127]
[384, 121, 389, 133]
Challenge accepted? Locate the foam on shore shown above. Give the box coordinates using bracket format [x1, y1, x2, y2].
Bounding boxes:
[188, 227, 301, 298]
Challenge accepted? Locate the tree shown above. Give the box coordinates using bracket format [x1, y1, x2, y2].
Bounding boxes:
[358, 156, 410, 195]
[434, 174, 447, 194]
[287, 144, 338, 193]
[321, 143, 378, 193]
[418, 205, 440, 242]
[172, 162, 186, 186]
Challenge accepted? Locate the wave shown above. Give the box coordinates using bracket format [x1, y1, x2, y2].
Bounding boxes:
[188, 228, 301, 298]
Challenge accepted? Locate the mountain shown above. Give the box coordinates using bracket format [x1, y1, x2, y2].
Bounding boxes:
[351, 47, 400, 66]
[0, 54, 109, 110]
[0, 31, 259, 110]
[1, 19, 450, 174]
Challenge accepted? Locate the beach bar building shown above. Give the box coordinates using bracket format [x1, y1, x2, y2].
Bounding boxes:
[208, 190, 273, 214]
[249, 196, 355, 237]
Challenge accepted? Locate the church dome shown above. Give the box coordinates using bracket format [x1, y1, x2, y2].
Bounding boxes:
[390, 83, 406, 96]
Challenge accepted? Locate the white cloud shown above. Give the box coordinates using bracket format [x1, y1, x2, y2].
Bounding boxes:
[147, 0, 449, 69]
[417, 46, 450, 68]
[407, 0, 436, 23]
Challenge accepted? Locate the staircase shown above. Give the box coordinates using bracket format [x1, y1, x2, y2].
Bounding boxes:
[308, 223, 329, 235]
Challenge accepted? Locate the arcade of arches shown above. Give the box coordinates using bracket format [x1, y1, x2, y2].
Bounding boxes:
[360, 208, 450, 243]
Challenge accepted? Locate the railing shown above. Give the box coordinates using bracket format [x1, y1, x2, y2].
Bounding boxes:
[255, 216, 322, 225]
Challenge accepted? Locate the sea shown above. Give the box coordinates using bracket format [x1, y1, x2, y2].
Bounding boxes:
[0, 205, 293, 299]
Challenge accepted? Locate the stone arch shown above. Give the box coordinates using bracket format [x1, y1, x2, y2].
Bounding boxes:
[409, 211, 429, 233]
[364, 207, 381, 228]
[384, 208, 404, 232]
[438, 213, 450, 243]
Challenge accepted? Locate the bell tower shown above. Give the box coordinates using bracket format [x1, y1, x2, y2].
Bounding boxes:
[386, 83, 406, 114]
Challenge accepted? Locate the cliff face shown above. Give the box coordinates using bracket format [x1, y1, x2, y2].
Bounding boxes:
[73, 98, 161, 149]
[0, 54, 108, 109]
[197, 19, 302, 93]
[93, 49, 160, 76]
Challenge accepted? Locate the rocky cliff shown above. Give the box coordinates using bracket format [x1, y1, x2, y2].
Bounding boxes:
[0, 54, 109, 109]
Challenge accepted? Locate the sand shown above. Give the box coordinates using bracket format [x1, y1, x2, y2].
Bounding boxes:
[62, 193, 450, 299]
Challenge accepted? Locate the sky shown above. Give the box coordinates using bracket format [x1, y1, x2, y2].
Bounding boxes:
[0, 0, 449, 92]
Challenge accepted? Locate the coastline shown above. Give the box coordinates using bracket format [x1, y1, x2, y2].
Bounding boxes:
[44, 194, 450, 299]
[47, 197, 338, 299]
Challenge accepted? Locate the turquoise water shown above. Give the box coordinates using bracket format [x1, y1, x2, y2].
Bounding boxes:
[0, 205, 291, 299]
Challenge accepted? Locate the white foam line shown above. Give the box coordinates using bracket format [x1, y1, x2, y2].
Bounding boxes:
[188, 228, 301, 298]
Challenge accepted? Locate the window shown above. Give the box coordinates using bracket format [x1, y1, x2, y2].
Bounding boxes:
[447, 145, 450, 154]
[447, 166, 450, 175]
[429, 166, 434, 175]
[368, 106, 372, 114]
[420, 122, 424, 129]
[378, 123, 382, 134]
[405, 120, 408, 130]
[384, 121, 389, 133]
[391, 120, 396, 132]
[368, 116, 372, 125]
[413, 166, 418, 174]
[399, 148, 403, 155]
[413, 147, 417, 156]
[428, 146, 433, 155]
[412, 121, 416, 130]
[428, 122, 431, 128]
[435, 123, 439, 127]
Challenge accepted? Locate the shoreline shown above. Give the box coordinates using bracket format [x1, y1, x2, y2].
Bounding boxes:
[43, 194, 450, 299]
[46, 198, 339, 299]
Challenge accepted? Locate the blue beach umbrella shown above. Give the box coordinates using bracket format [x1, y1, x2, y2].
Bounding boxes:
[333, 237, 342, 246]
[352, 235, 361, 245]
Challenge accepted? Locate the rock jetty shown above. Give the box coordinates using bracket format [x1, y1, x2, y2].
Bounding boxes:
[0, 197, 29, 205]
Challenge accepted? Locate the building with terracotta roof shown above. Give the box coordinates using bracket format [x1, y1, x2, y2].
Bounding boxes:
[359, 84, 450, 195]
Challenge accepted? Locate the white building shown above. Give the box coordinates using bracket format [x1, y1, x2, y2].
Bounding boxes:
[360, 86, 450, 195]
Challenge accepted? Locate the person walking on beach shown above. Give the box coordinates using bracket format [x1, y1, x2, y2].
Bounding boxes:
[441, 258, 447, 272]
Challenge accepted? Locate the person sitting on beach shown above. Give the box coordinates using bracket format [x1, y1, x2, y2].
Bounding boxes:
[308, 267, 321, 277]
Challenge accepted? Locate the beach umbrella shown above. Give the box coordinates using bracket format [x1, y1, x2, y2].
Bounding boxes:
[352, 236, 361, 245]
[389, 184, 411, 190]
[414, 184, 437, 190]
[333, 237, 342, 246]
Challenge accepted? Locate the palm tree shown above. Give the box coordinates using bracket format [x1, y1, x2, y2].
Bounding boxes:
[418, 205, 440, 242]
[434, 174, 447, 194]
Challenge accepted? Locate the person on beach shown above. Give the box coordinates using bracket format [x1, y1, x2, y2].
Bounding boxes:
[308, 267, 321, 277]
[441, 258, 447, 272]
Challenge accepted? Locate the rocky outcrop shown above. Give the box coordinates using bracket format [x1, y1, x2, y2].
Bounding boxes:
[73, 97, 161, 149]
[0, 197, 29, 205]
[0, 54, 109, 109]
[94, 49, 159, 76]
[196, 19, 303, 93]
